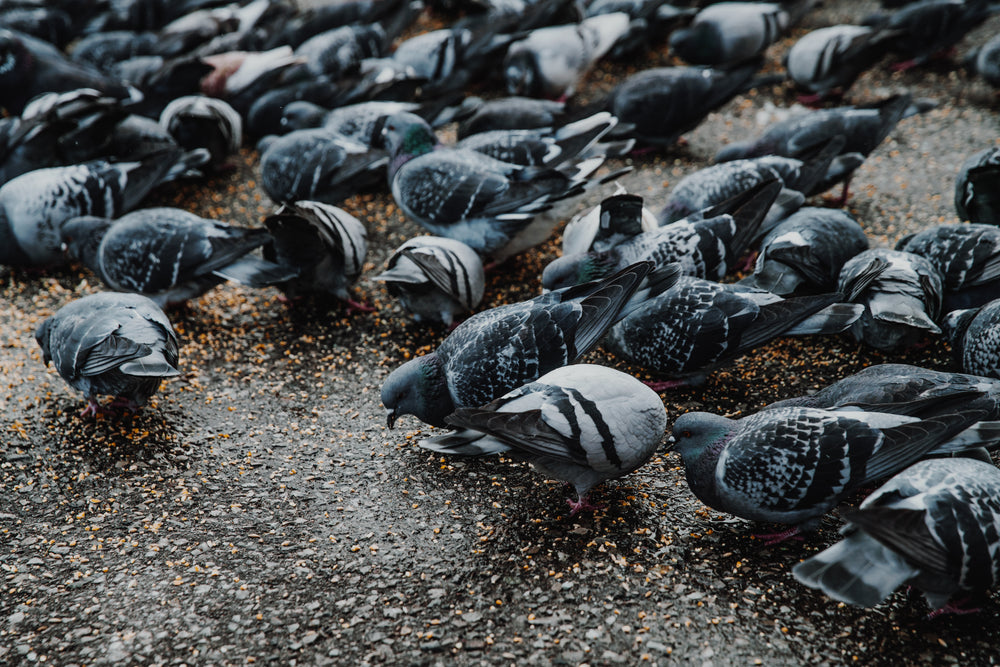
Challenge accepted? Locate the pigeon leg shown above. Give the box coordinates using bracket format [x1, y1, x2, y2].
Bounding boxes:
[109, 396, 139, 413]
[890, 59, 918, 73]
[628, 145, 659, 157]
[738, 250, 759, 274]
[643, 378, 690, 392]
[927, 597, 982, 619]
[80, 397, 103, 418]
[753, 526, 804, 545]
[345, 298, 375, 315]
[567, 494, 601, 515]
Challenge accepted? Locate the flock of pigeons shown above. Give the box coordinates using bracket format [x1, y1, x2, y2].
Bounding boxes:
[3, 0, 1000, 621]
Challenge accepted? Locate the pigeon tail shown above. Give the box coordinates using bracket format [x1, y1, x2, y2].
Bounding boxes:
[119, 350, 181, 378]
[793, 529, 917, 607]
[163, 148, 212, 183]
[419, 429, 511, 456]
[784, 302, 865, 335]
[212, 255, 300, 287]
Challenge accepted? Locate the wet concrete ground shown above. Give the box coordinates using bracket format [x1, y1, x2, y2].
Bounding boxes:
[3, 2, 1000, 665]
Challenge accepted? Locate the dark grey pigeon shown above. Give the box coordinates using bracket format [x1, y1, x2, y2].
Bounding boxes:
[659, 137, 844, 225]
[373, 236, 485, 327]
[543, 179, 781, 291]
[784, 25, 896, 102]
[456, 97, 569, 139]
[381, 111, 624, 262]
[954, 146, 1000, 225]
[897, 223, 1000, 312]
[259, 128, 388, 206]
[283, 101, 419, 142]
[420, 364, 667, 513]
[0, 148, 189, 268]
[715, 95, 923, 200]
[838, 248, 943, 351]
[562, 189, 658, 256]
[605, 277, 862, 388]
[502, 13, 631, 99]
[793, 458, 1000, 615]
[605, 61, 762, 148]
[965, 32, 1000, 87]
[740, 207, 869, 295]
[159, 95, 242, 170]
[35, 292, 180, 416]
[943, 299, 1000, 379]
[669, 1, 803, 66]
[381, 261, 681, 428]
[61, 208, 298, 307]
[261, 200, 369, 308]
[671, 398, 1000, 540]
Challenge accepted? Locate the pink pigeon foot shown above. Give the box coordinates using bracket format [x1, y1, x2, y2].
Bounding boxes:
[80, 398, 103, 418]
[753, 526, 804, 546]
[628, 145, 659, 157]
[890, 59, 918, 73]
[567, 495, 601, 515]
[739, 250, 759, 273]
[109, 396, 139, 413]
[927, 596, 982, 619]
[345, 298, 375, 314]
[643, 379, 689, 392]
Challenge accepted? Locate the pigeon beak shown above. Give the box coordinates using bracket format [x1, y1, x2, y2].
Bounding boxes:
[663, 435, 676, 453]
[386, 408, 398, 429]
[60, 242, 68, 253]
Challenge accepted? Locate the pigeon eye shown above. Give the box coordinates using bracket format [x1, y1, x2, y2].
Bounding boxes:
[680, 430, 691, 438]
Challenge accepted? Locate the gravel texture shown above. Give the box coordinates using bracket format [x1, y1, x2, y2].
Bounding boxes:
[3, 2, 1000, 665]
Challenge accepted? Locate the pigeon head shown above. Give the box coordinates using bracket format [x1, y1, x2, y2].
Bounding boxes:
[671, 412, 734, 467]
[669, 24, 722, 65]
[61, 216, 112, 270]
[279, 101, 327, 132]
[0, 30, 30, 90]
[381, 353, 454, 429]
[942, 308, 980, 351]
[380, 111, 439, 161]
[542, 251, 619, 291]
[503, 47, 538, 97]
[34, 316, 53, 366]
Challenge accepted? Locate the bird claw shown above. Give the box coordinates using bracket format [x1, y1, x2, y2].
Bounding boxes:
[567, 496, 601, 515]
[753, 526, 804, 546]
[927, 598, 982, 619]
[643, 379, 688, 392]
[345, 298, 375, 315]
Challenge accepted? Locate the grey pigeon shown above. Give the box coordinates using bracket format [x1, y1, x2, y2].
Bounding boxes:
[659, 137, 843, 225]
[715, 95, 922, 200]
[381, 111, 623, 262]
[543, 179, 780, 290]
[838, 248, 943, 351]
[954, 146, 1000, 225]
[897, 223, 1000, 312]
[793, 457, 1000, 615]
[605, 61, 762, 148]
[35, 292, 180, 416]
[669, 2, 802, 66]
[373, 236, 485, 326]
[382, 260, 681, 428]
[943, 298, 1000, 379]
[671, 398, 1000, 539]
[740, 207, 869, 295]
[61, 208, 298, 307]
[965, 32, 1000, 87]
[455, 97, 569, 139]
[503, 13, 631, 99]
[562, 189, 658, 256]
[785, 25, 896, 102]
[584, 0, 696, 60]
[259, 128, 388, 206]
[0, 149, 189, 268]
[159, 95, 242, 170]
[420, 364, 667, 513]
[606, 277, 863, 388]
[261, 200, 369, 308]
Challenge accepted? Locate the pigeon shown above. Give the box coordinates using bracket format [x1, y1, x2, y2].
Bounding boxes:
[261, 200, 369, 307]
[294, 12, 408, 79]
[381, 110, 623, 262]
[420, 364, 668, 513]
[281, 100, 418, 140]
[0, 28, 137, 116]
[604, 61, 762, 148]
[965, 32, 1000, 87]
[740, 207, 869, 296]
[838, 248, 943, 351]
[373, 236, 485, 326]
[502, 13, 632, 99]
[199, 47, 306, 115]
[658, 136, 843, 225]
[669, 2, 802, 66]
[864, 0, 997, 71]
[455, 97, 569, 139]
[954, 146, 1000, 225]
[943, 298, 1000, 379]
[0, 148, 191, 268]
[896, 223, 1000, 312]
[784, 25, 896, 101]
[0, 88, 128, 185]
[258, 128, 388, 206]
[159, 95, 242, 170]
[70, 30, 160, 73]
[671, 397, 1000, 538]
[605, 277, 863, 388]
[111, 54, 214, 119]
[0, 4, 74, 48]
[584, 0, 695, 60]
[261, 0, 413, 50]
[543, 179, 781, 291]
[381, 260, 681, 428]
[714, 95, 922, 200]
[562, 189, 658, 256]
[60, 207, 298, 307]
[35, 291, 180, 416]
[792, 457, 1000, 615]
